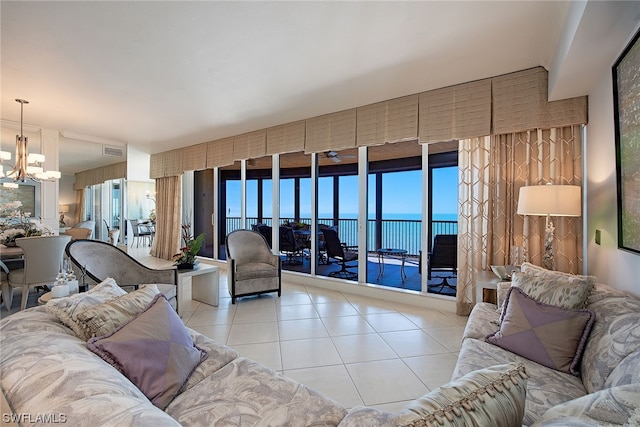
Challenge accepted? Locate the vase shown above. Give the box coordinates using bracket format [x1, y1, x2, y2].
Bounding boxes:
[5, 241, 17, 247]
[176, 262, 195, 270]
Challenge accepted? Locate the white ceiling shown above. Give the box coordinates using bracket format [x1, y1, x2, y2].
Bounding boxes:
[1, 1, 639, 174]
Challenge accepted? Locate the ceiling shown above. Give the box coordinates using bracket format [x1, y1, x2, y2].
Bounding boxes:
[1, 1, 639, 175]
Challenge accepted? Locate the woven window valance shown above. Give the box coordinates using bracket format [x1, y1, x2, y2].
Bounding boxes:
[206, 137, 234, 169]
[418, 79, 492, 143]
[267, 121, 305, 155]
[149, 67, 587, 173]
[357, 95, 418, 147]
[304, 109, 357, 154]
[74, 161, 126, 190]
[492, 68, 587, 134]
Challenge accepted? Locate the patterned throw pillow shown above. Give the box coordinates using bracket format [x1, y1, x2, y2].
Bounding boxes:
[519, 262, 596, 307]
[510, 270, 595, 310]
[87, 294, 208, 410]
[396, 363, 528, 427]
[76, 284, 160, 340]
[487, 287, 595, 376]
[46, 277, 127, 337]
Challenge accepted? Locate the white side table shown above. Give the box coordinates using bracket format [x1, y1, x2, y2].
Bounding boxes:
[177, 263, 219, 314]
[475, 270, 501, 303]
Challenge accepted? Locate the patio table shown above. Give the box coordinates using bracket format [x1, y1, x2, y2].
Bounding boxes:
[376, 248, 408, 283]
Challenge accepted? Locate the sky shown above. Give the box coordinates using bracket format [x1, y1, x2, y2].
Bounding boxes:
[228, 166, 458, 219]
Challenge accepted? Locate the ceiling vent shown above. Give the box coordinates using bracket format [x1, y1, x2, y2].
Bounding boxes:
[103, 145, 124, 157]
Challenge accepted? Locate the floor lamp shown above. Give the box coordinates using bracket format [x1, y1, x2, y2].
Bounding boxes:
[517, 184, 581, 270]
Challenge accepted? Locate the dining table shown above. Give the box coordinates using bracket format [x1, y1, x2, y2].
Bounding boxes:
[0, 244, 24, 260]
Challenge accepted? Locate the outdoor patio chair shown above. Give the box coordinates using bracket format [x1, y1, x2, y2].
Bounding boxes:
[256, 224, 273, 248]
[320, 227, 358, 279]
[428, 234, 457, 280]
[279, 226, 305, 265]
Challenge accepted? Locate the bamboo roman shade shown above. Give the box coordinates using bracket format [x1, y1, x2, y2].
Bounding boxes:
[74, 161, 126, 190]
[304, 109, 357, 154]
[233, 130, 266, 161]
[357, 95, 418, 147]
[492, 68, 587, 134]
[181, 143, 207, 173]
[418, 79, 492, 143]
[266, 121, 305, 155]
[148, 67, 587, 177]
[149, 149, 183, 179]
[206, 137, 234, 169]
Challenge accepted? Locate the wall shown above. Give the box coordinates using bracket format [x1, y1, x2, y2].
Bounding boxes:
[586, 61, 640, 297]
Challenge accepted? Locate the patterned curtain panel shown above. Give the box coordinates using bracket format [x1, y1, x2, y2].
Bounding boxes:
[497, 126, 583, 273]
[150, 175, 182, 261]
[458, 126, 583, 315]
[74, 188, 86, 224]
[458, 136, 493, 316]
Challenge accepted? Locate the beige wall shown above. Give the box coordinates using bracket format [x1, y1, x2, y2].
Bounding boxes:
[586, 63, 640, 298]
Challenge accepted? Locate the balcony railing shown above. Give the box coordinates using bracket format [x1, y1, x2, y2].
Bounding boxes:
[225, 217, 457, 256]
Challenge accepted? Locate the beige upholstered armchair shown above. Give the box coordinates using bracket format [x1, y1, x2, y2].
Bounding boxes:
[65, 239, 178, 311]
[225, 230, 281, 304]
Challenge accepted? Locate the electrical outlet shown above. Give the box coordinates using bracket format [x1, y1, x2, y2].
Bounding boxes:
[595, 229, 601, 245]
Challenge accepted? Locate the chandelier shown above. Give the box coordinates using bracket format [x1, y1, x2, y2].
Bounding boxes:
[0, 99, 61, 188]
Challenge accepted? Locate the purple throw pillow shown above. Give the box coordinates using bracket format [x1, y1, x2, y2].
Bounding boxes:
[486, 287, 594, 376]
[88, 294, 208, 409]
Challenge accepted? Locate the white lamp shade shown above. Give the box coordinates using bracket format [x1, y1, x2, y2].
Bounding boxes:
[517, 185, 581, 217]
[59, 204, 70, 213]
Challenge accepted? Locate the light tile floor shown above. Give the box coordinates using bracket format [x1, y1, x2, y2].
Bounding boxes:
[132, 249, 468, 412]
[3, 245, 468, 412]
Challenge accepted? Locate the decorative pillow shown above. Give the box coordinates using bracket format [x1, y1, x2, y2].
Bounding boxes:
[519, 262, 596, 307]
[510, 270, 595, 310]
[487, 287, 595, 376]
[396, 363, 528, 427]
[46, 277, 127, 337]
[87, 294, 208, 410]
[76, 284, 160, 340]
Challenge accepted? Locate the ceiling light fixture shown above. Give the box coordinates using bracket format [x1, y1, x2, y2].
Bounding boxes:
[1, 99, 61, 187]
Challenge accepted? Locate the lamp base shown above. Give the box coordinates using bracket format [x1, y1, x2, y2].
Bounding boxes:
[542, 217, 555, 270]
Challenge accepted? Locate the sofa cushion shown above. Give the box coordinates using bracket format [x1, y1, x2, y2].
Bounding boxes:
[531, 383, 640, 427]
[396, 363, 528, 427]
[236, 262, 279, 280]
[487, 287, 595, 376]
[453, 336, 587, 426]
[45, 277, 127, 337]
[166, 357, 347, 426]
[580, 285, 640, 394]
[510, 270, 594, 310]
[88, 294, 208, 410]
[0, 306, 179, 426]
[77, 284, 160, 340]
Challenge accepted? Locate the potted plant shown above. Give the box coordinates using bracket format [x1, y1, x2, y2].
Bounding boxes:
[173, 223, 205, 270]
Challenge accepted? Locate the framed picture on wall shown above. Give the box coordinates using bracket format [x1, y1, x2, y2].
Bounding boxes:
[613, 27, 640, 254]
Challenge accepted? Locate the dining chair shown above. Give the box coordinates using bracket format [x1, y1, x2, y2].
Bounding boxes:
[2, 235, 71, 311]
[64, 227, 92, 240]
[128, 219, 153, 247]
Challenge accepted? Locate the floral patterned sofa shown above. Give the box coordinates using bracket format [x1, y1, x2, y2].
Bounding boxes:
[2, 269, 637, 426]
[1, 279, 532, 427]
[456, 264, 640, 426]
